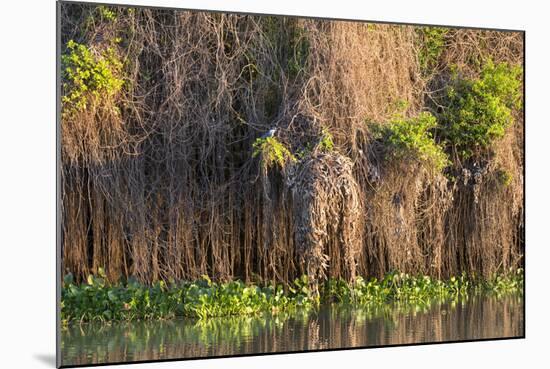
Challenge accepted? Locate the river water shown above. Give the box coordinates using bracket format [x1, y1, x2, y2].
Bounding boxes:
[61, 294, 523, 366]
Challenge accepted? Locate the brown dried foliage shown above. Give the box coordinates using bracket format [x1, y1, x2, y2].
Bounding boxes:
[60, 4, 524, 286]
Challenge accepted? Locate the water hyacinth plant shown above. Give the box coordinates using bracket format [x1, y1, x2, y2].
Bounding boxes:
[322, 269, 523, 306]
[61, 270, 315, 324]
[62, 269, 523, 324]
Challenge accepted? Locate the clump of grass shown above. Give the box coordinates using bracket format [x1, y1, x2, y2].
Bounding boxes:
[62, 269, 523, 323]
[371, 112, 449, 172]
[440, 61, 523, 159]
[252, 136, 296, 170]
[61, 40, 123, 116]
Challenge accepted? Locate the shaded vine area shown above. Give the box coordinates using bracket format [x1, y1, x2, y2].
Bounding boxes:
[60, 3, 524, 301]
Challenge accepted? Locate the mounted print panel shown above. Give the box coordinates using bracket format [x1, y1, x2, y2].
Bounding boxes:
[57, 1, 525, 367]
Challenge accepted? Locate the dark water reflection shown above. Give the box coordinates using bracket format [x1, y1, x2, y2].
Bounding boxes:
[61, 294, 523, 366]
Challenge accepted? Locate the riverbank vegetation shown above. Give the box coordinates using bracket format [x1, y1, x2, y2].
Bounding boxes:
[61, 269, 523, 323]
[62, 290, 523, 366]
[60, 4, 524, 306]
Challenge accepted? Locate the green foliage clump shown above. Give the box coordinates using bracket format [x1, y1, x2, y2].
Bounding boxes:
[483, 268, 524, 293]
[61, 271, 314, 323]
[252, 136, 296, 169]
[371, 112, 449, 172]
[85, 5, 118, 28]
[97, 5, 117, 21]
[417, 27, 448, 73]
[62, 269, 523, 323]
[61, 40, 123, 115]
[61, 271, 182, 323]
[325, 272, 471, 305]
[317, 128, 334, 152]
[440, 61, 523, 158]
[323, 269, 523, 306]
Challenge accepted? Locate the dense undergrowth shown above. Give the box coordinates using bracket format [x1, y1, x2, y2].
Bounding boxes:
[61, 269, 523, 323]
[60, 3, 524, 292]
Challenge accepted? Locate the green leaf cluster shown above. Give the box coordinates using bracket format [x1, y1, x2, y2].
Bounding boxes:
[323, 269, 523, 306]
[61, 273, 314, 323]
[317, 128, 334, 152]
[440, 61, 523, 158]
[371, 112, 449, 172]
[97, 5, 117, 21]
[84, 5, 118, 30]
[61, 40, 123, 115]
[417, 26, 448, 73]
[252, 136, 296, 169]
[62, 269, 522, 323]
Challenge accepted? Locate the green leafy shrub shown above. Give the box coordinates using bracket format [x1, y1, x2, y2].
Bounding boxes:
[61, 40, 123, 115]
[440, 61, 522, 158]
[417, 27, 448, 73]
[252, 136, 296, 169]
[371, 112, 449, 172]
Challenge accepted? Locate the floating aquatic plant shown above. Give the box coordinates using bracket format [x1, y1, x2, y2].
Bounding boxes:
[61, 269, 523, 323]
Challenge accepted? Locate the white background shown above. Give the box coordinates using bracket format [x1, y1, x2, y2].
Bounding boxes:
[0, 0, 548, 368]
